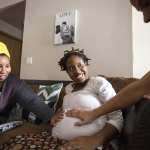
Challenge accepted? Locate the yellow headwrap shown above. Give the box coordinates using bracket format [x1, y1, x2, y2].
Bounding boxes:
[0, 42, 10, 58]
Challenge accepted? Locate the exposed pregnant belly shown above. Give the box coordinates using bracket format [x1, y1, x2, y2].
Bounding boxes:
[52, 115, 107, 140]
[52, 92, 107, 140]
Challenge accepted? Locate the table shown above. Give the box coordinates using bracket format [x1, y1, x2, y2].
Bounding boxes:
[0, 122, 50, 144]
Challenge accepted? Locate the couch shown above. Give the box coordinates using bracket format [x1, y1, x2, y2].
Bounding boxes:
[1, 76, 149, 149]
[23, 76, 145, 149]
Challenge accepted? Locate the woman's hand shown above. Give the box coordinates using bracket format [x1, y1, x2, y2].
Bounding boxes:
[66, 109, 97, 126]
[51, 108, 65, 126]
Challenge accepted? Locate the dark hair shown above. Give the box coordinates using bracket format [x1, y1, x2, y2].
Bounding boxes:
[130, 0, 150, 10]
[58, 47, 91, 71]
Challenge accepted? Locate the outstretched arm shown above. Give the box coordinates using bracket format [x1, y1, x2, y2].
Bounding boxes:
[93, 71, 150, 118]
[67, 71, 150, 125]
[14, 81, 54, 123]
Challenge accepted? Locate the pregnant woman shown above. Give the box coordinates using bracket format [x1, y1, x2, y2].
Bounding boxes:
[51, 48, 123, 150]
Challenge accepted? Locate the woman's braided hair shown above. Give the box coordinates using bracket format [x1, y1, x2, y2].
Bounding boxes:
[58, 47, 91, 71]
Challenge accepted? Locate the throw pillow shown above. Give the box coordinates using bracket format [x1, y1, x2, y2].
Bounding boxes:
[27, 83, 63, 123]
[37, 82, 63, 111]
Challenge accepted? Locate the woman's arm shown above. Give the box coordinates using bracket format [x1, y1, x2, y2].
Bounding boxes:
[94, 72, 150, 118]
[55, 87, 66, 112]
[67, 71, 150, 125]
[14, 81, 54, 123]
[51, 87, 66, 126]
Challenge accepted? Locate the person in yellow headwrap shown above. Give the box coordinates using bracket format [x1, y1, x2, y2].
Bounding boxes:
[0, 41, 53, 124]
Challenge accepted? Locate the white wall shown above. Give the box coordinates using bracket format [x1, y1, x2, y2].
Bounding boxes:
[132, 8, 150, 78]
[21, 0, 132, 80]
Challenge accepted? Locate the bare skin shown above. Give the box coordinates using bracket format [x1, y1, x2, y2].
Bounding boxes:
[0, 55, 11, 82]
[66, 72, 150, 125]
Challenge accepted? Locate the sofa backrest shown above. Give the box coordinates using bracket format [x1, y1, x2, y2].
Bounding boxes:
[100, 76, 138, 93]
[23, 76, 138, 93]
[23, 79, 71, 92]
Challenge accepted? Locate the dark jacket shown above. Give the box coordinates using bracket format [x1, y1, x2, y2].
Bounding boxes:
[0, 74, 53, 124]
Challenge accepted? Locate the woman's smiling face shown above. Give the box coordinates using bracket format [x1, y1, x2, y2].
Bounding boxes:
[66, 55, 89, 83]
[0, 55, 11, 82]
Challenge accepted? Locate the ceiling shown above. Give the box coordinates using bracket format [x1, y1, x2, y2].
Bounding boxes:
[0, 1, 25, 31]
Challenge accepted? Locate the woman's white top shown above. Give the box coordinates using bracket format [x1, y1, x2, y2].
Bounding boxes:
[52, 76, 123, 140]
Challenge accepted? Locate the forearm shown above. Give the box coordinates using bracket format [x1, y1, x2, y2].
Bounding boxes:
[92, 123, 118, 146]
[55, 88, 66, 112]
[15, 82, 54, 122]
[93, 77, 150, 118]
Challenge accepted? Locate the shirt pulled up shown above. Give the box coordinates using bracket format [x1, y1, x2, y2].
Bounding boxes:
[52, 76, 123, 140]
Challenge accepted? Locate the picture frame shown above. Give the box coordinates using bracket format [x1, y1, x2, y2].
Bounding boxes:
[54, 10, 78, 45]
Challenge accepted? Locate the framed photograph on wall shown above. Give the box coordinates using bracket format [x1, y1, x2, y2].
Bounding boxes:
[54, 10, 78, 45]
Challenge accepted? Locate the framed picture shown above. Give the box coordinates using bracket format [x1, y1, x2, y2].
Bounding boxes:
[54, 10, 78, 45]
